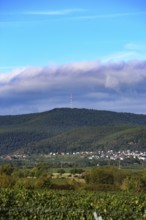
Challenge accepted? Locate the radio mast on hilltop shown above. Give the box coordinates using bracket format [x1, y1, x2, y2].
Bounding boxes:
[70, 93, 72, 109]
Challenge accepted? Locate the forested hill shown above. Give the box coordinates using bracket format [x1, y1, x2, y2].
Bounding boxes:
[1, 108, 146, 127]
[1, 108, 146, 154]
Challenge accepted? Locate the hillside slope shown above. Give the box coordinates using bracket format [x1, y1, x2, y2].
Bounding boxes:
[0, 108, 146, 154]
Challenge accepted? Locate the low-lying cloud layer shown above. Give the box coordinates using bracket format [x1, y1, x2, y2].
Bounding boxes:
[0, 60, 146, 115]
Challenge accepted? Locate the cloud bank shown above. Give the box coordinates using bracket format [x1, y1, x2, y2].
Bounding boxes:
[0, 60, 146, 115]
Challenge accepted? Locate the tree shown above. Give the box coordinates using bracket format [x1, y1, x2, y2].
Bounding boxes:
[0, 163, 13, 175]
[57, 169, 65, 175]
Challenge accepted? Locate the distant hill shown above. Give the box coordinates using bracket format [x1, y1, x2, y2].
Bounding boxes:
[1, 108, 146, 155]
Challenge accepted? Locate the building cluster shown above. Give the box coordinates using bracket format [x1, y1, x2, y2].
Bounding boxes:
[1, 150, 146, 161]
[86, 150, 146, 161]
[43, 150, 146, 161]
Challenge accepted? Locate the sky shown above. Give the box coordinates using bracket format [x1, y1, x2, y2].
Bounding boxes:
[0, 0, 146, 115]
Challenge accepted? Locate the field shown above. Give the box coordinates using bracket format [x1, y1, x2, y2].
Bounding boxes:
[0, 189, 146, 219]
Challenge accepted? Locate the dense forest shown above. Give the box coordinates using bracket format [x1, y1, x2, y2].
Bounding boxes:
[1, 108, 146, 155]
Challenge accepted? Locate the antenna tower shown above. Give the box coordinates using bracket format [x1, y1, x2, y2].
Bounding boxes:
[70, 94, 72, 109]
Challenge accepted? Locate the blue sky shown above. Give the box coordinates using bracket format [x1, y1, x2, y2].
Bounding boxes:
[0, 0, 146, 115]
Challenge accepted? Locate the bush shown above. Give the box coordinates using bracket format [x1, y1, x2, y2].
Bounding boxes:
[0, 174, 16, 188]
[70, 168, 85, 174]
[35, 177, 51, 189]
[57, 169, 65, 175]
[15, 178, 35, 190]
[85, 167, 114, 185]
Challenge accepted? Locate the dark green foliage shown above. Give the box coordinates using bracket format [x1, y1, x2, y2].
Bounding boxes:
[1, 108, 146, 154]
[0, 190, 146, 219]
[57, 169, 65, 174]
[70, 168, 85, 174]
[0, 163, 13, 175]
[85, 166, 146, 193]
[35, 177, 51, 189]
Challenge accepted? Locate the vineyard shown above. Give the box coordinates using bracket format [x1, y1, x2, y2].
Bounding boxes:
[0, 189, 146, 219]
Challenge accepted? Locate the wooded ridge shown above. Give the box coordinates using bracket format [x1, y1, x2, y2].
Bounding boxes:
[0, 108, 146, 154]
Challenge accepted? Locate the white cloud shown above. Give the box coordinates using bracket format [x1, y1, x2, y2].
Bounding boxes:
[0, 60, 146, 115]
[125, 43, 145, 51]
[28, 8, 85, 16]
[103, 51, 138, 62]
[102, 41, 146, 62]
[67, 11, 146, 20]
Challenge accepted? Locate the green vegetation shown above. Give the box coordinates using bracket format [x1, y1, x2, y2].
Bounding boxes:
[85, 166, 146, 192]
[0, 190, 146, 219]
[0, 163, 146, 218]
[1, 163, 146, 193]
[2, 109, 146, 218]
[1, 108, 146, 155]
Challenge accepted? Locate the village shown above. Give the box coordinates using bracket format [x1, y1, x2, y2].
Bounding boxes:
[2, 149, 146, 162]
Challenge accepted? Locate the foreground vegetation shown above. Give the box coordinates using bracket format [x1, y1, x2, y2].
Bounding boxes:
[1, 163, 146, 192]
[1, 163, 146, 218]
[0, 189, 146, 219]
